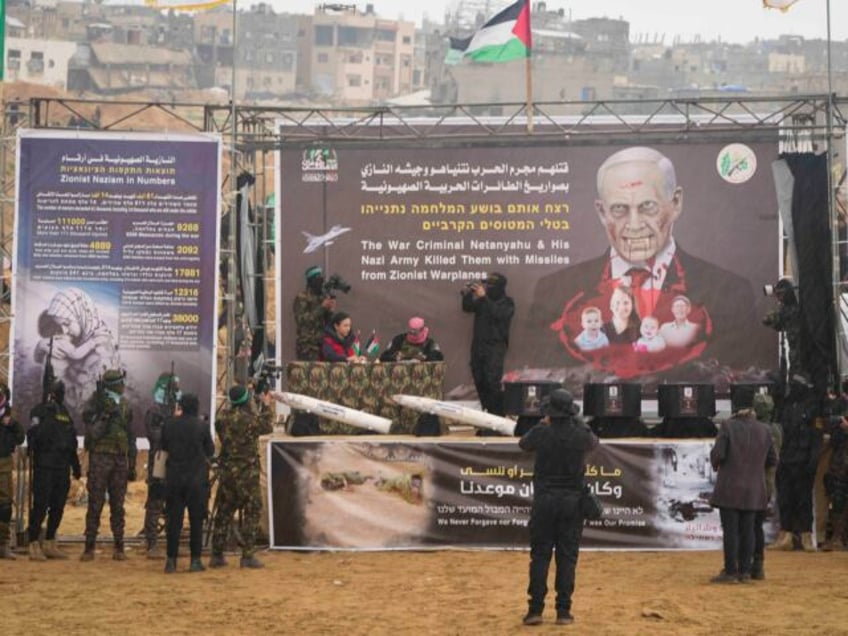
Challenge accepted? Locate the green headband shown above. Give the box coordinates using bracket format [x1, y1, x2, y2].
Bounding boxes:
[229, 387, 249, 406]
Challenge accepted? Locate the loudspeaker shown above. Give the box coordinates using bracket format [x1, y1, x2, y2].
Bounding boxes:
[503, 381, 562, 416]
[582, 383, 641, 417]
[729, 383, 775, 413]
[657, 384, 716, 418]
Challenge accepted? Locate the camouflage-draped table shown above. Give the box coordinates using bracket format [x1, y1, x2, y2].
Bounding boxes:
[285, 361, 447, 435]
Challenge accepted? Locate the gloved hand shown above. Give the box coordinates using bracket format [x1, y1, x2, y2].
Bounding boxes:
[127, 467, 137, 482]
[73, 467, 82, 480]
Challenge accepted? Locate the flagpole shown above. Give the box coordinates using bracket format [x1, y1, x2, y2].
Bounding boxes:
[525, 53, 533, 134]
[525, 0, 533, 134]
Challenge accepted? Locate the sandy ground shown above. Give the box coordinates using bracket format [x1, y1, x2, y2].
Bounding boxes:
[3, 543, 847, 635]
[5, 451, 847, 635]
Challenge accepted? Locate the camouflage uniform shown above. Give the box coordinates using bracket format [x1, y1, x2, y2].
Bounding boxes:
[293, 289, 331, 361]
[0, 406, 25, 557]
[82, 378, 136, 558]
[211, 400, 273, 559]
[142, 373, 181, 556]
[823, 396, 848, 551]
[142, 403, 171, 554]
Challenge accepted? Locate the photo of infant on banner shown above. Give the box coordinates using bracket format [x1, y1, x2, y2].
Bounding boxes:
[525, 145, 762, 381]
[558, 285, 708, 377]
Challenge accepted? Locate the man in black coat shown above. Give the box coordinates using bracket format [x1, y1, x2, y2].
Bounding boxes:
[523, 146, 764, 375]
[160, 393, 214, 573]
[709, 385, 777, 583]
[519, 389, 599, 626]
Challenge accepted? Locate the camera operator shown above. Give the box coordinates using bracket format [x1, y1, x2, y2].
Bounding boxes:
[293, 266, 336, 361]
[461, 273, 514, 419]
[762, 278, 802, 379]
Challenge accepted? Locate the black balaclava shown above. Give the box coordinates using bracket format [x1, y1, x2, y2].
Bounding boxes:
[485, 272, 508, 301]
[305, 265, 325, 296]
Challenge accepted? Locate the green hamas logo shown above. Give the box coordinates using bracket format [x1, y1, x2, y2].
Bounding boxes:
[717, 144, 757, 184]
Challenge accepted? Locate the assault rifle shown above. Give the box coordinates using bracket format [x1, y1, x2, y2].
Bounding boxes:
[41, 336, 55, 404]
[165, 360, 178, 412]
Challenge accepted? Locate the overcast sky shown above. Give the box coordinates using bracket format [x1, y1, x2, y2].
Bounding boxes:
[271, 0, 847, 44]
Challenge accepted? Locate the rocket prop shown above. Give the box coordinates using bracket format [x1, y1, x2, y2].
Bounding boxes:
[392, 394, 516, 436]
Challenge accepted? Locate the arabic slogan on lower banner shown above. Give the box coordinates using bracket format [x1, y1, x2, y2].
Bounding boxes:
[268, 439, 778, 551]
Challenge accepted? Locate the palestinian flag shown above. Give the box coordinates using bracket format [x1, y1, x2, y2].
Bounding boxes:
[445, 0, 532, 65]
[364, 330, 380, 358]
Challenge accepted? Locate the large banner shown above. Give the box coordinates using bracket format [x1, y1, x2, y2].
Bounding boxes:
[277, 134, 780, 397]
[268, 438, 778, 550]
[12, 130, 221, 435]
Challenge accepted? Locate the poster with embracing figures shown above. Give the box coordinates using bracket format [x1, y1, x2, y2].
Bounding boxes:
[11, 129, 221, 435]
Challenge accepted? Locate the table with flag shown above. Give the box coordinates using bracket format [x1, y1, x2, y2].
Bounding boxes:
[285, 361, 447, 434]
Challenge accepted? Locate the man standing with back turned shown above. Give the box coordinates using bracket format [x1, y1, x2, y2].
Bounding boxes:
[210, 385, 274, 569]
[519, 389, 599, 626]
[709, 385, 776, 582]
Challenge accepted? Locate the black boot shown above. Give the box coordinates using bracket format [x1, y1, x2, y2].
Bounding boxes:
[80, 539, 96, 562]
[164, 558, 177, 574]
[239, 555, 264, 569]
[208, 552, 228, 568]
[751, 559, 765, 580]
[189, 558, 206, 572]
[522, 612, 543, 626]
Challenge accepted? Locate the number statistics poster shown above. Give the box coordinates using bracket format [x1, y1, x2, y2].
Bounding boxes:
[11, 130, 222, 435]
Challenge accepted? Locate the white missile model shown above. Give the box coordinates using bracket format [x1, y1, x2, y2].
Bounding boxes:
[275, 392, 392, 434]
[392, 394, 516, 436]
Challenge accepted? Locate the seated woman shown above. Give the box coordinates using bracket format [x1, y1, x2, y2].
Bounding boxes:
[603, 285, 641, 345]
[379, 316, 444, 362]
[320, 311, 367, 363]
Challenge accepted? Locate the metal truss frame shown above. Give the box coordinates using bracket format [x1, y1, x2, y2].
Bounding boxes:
[2, 93, 846, 387]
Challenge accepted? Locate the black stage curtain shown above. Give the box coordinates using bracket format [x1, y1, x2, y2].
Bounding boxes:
[783, 152, 836, 391]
